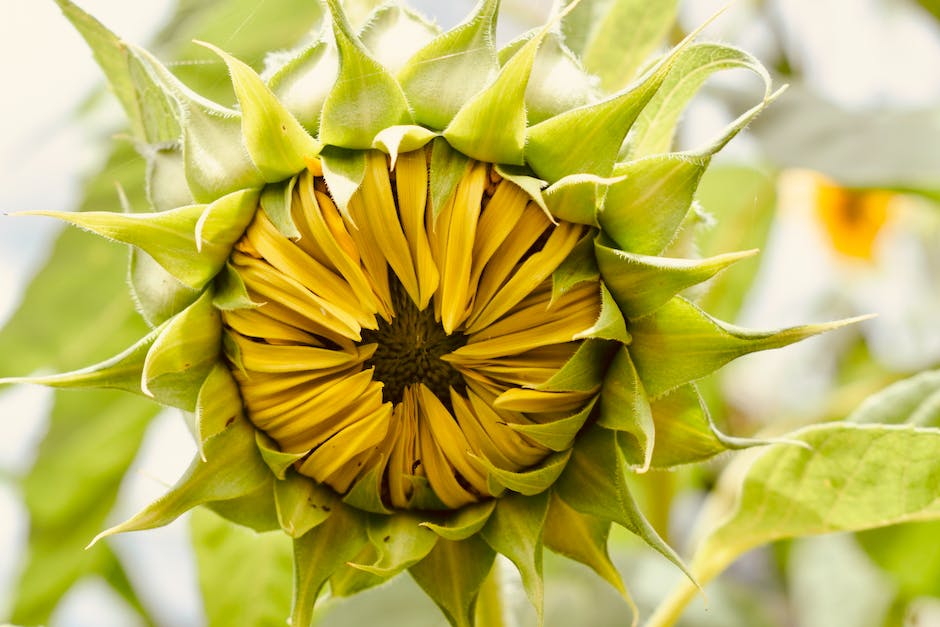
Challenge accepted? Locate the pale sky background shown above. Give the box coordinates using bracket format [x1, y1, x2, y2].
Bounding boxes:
[1, 1, 940, 625]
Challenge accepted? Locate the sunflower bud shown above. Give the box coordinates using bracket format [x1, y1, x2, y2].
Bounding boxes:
[2, 1, 866, 626]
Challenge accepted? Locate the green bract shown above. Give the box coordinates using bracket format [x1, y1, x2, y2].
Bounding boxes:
[2, 1, 866, 626]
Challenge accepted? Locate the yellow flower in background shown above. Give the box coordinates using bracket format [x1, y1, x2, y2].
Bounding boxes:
[1, 0, 866, 625]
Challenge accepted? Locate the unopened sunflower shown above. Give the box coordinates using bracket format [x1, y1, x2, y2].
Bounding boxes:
[4, 1, 864, 625]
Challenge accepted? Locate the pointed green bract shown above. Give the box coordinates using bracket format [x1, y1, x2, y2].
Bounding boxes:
[574, 283, 630, 343]
[543, 173, 622, 225]
[542, 492, 635, 619]
[410, 536, 496, 627]
[24, 188, 258, 290]
[398, 0, 499, 130]
[129, 45, 266, 201]
[89, 417, 270, 545]
[509, 400, 596, 452]
[274, 472, 336, 538]
[268, 40, 337, 135]
[202, 41, 321, 180]
[320, 145, 367, 219]
[54, 0, 145, 138]
[598, 348, 654, 471]
[515, 31, 599, 125]
[480, 492, 549, 623]
[556, 426, 691, 580]
[0, 325, 160, 396]
[292, 503, 368, 627]
[142, 289, 220, 411]
[551, 233, 599, 303]
[256, 432, 307, 480]
[350, 513, 438, 576]
[537, 340, 613, 392]
[359, 3, 438, 73]
[526, 54, 670, 183]
[212, 262, 261, 311]
[195, 363, 243, 449]
[429, 138, 471, 220]
[142, 144, 191, 212]
[599, 154, 708, 255]
[479, 450, 572, 496]
[596, 241, 758, 319]
[443, 19, 548, 164]
[373, 125, 438, 168]
[421, 501, 497, 541]
[260, 176, 300, 239]
[630, 297, 870, 398]
[320, 0, 413, 149]
[130, 249, 200, 326]
[626, 42, 772, 160]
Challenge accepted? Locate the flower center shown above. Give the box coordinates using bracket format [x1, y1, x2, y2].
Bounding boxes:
[361, 279, 467, 406]
[221, 145, 601, 511]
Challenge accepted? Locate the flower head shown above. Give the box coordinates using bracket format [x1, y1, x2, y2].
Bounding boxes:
[3, 1, 864, 625]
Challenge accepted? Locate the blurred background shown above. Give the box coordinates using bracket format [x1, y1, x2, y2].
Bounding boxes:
[1, 0, 939, 625]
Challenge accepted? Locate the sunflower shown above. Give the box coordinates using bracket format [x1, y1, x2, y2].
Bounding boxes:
[3, 1, 863, 625]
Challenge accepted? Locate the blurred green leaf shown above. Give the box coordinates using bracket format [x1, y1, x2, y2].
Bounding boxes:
[192, 507, 293, 627]
[10, 391, 155, 625]
[849, 369, 940, 427]
[857, 521, 940, 600]
[749, 85, 940, 196]
[694, 165, 777, 322]
[649, 423, 940, 627]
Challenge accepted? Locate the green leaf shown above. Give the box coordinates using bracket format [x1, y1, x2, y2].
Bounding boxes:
[255, 431, 306, 480]
[90, 417, 270, 543]
[274, 472, 337, 538]
[141, 143, 192, 212]
[320, 0, 413, 149]
[9, 391, 155, 625]
[206, 478, 280, 532]
[849, 370, 940, 427]
[690, 424, 940, 585]
[542, 492, 634, 614]
[596, 239, 757, 319]
[563, 0, 679, 92]
[202, 41, 321, 180]
[291, 504, 368, 627]
[550, 233, 599, 303]
[397, 0, 499, 130]
[857, 520, 940, 599]
[192, 508, 293, 627]
[629, 297, 867, 399]
[372, 125, 438, 168]
[259, 175, 300, 239]
[555, 426, 689, 579]
[598, 347, 654, 471]
[480, 492, 550, 623]
[409, 536, 496, 627]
